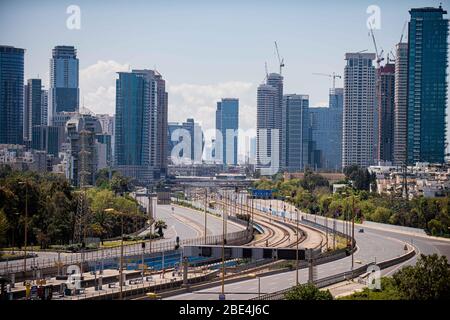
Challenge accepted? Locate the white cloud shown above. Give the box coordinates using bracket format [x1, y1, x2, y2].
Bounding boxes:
[79, 61, 257, 135]
[168, 81, 256, 132]
[79, 60, 130, 114]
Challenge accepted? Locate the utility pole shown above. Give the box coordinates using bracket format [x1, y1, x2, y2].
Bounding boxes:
[295, 209, 299, 285]
[204, 188, 208, 244]
[119, 214, 124, 300]
[220, 191, 226, 300]
[19, 181, 28, 274]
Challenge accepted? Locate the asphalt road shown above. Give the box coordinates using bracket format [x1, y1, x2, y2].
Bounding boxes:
[165, 208, 450, 300]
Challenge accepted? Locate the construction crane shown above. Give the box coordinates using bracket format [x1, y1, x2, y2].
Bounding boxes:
[274, 41, 285, 75]
[368, 22, 384, 68]
[312, 72, 342, 90]
[399, 21, 407, 43]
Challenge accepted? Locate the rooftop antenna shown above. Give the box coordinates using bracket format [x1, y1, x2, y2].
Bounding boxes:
[274, 41, 285, 75]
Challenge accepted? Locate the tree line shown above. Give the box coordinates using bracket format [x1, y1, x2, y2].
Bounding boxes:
[253, 167, 450, 237]
[0, 166, 145, 248]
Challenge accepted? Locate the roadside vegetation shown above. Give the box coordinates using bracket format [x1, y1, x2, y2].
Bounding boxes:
[0, 166, 147, 251]
[340, 254, 450, 300]
[284, 283, 333, 300]
[252, 166, 450, 237]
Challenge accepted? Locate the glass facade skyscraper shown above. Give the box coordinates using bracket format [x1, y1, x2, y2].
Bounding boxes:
[310, 88, 343, 171]
[24, 78, 43, 142]
[0, 45, 24, 145]
[282, 94, 310, 172]
[407, 6, 448, 164]
[115, 69, 165, 184]
[216, 98, 239, 165]
[49, 46, 79, 124]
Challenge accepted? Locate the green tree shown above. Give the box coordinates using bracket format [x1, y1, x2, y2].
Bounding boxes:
[154, 220, 168, 237]
[0, 209, 9, 245]
[371, 207, 393, 224]
[393, 254, 450, 300]
[284, 283, 333, 300]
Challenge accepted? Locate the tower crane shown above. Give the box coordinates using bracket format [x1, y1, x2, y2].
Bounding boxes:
[274, 41, 285, 75]
[399, 21, 407, 43]
[368, 22, 384, 68]
[312, 72, 342, 90]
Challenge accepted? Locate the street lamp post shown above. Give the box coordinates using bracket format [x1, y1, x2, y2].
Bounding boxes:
[248, 273, 260, 298]
[220, 192, 226, 300]
[204, 188, 208, 244]
[295, 208, 299, 285]
[105, 208, 124, 299]
[18, 181, 28, 274]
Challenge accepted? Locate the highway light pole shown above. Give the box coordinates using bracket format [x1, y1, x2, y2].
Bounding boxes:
[204, 188, 208, 244]
[18, 181, 28, 274]
[295, 208, 299, 285]
[220, 192, 226, 300]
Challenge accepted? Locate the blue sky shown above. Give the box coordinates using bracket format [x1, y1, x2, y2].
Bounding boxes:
[0, 0, 448, 136]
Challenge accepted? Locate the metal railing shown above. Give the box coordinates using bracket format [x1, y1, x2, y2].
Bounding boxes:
[252, 244, 416, 300]
[0, 229, 252, 276]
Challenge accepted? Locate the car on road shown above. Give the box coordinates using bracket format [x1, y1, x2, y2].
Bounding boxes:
[358, 228, 364, 233]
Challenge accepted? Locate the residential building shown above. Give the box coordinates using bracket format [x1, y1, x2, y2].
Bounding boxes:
[342, 52, 376, 168]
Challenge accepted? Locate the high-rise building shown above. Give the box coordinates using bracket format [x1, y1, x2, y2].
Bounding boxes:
[266, 73, 283, 165]
[168, 119, 204, 164]
[0, 45, 24, 145]
[215, 98, 239, 165]
[24, 79, 43, 142]
[155, 73, 168, 176]
[342, 52, 376, 168]
[256, 83, 278, 173]
[66, 113, 102, 186]
[310, 88, 343, 171]
[376, 64, 395, 162]
[49, 46, 79, 124]
[393, 42, 408, 166]
[281, 94, 310, 172]
[31, 125, 60, 157]
[41, 89, 48, 126]
[407, 6, 448, 164]
[115, 69, 163, 184]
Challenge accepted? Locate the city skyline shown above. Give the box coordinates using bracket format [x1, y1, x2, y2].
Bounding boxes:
[2, 0, 449, 141]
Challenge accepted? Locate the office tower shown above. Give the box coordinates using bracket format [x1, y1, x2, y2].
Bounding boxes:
[342, 52, 376, 168]
[266, 73, 283, 164]
[393, 42, 408, 166]
[96, 113, 115, 161]
[66, 113, 102, 186]
[281, 94, 310, 171]
[376, 64, 395, 162]
[310, 88, 343, 171]
[215, 98, 239, 165]
[41, 89, 48, 126]
[31, 125, 59, 157]
[115, 69, 162, 184]
[256, 83, 278, 172]
[168, 119, 204, 163]
[407, 6, 448, 164]
[96, 134, 112, 168]
[49, 46, 79, 124]
[0, 45, 24, 145]
[24, 79, 43, 142]
[155, 73, 168, 176]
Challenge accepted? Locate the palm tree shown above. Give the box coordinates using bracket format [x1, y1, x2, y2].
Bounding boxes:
[154, 220, 167, 237]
